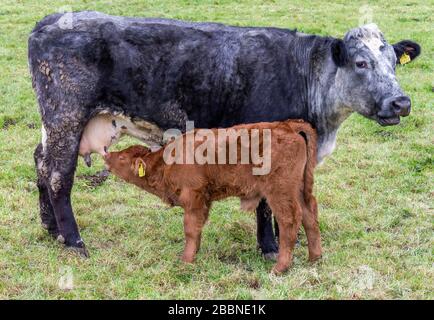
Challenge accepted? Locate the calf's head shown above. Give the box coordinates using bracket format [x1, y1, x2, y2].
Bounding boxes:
[104, 145, 150, 181]
[331, 24, 420, 126]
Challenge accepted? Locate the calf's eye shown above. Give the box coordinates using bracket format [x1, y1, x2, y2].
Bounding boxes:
[356, 61, 368, 69]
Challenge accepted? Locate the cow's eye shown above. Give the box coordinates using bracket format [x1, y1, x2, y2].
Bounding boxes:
[356, 61, 368, 69]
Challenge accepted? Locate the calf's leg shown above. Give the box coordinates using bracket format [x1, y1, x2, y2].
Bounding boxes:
[256, 199, 279, 260]
[301, 196, 322, 262]
[182, 207, 209, 263]
[267, 195, 302, 274]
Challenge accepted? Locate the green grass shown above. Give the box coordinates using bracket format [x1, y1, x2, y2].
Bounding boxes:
[0, 0, 433, 299]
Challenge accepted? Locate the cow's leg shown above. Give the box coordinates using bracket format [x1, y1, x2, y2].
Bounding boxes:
[34, 143, 58, 237]
[256, 199, 279, 260]
[301, 196, 322, 262]
[43, 123, 88, 256]
[274, 216, 280, 242]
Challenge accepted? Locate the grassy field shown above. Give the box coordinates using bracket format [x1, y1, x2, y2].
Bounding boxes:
[0, 0, 432, 299]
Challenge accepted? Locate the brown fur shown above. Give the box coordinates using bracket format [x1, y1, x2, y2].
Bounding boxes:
[104, 119, 321, 273]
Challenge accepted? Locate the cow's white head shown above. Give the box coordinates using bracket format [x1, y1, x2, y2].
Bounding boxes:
[331, 24, 420, 126]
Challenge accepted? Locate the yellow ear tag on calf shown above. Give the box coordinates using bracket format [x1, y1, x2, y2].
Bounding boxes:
[400, 52, 411, 65]
[138, 163, 145, 177]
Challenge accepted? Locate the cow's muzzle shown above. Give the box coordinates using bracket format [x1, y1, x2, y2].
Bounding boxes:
[377, 96, 411, 126]
[390, 96, 411, 117]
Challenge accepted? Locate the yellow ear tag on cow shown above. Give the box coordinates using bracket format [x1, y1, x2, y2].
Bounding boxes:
[400, 52, 411, 65]
[138, 163, 145, 177]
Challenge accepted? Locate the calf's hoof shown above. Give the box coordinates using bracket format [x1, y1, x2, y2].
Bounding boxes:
[272, 263, 289, 275]
[181, 254, 195, 264]
[309, 254, 322, 263]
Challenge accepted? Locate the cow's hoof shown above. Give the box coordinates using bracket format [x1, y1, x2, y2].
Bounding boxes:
[257, 240, 279, 261]
[67, 242, 90, 258]
[62, 238, 90, 258]
[68, 245, 90, 258]
[263, 252, 278, 261]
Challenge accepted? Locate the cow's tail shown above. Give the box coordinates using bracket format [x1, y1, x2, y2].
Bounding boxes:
[290, 121, 318, 207]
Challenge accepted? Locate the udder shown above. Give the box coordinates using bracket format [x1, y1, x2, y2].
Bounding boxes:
[79, 113, 165, 167]
[79, 115, 122, 167]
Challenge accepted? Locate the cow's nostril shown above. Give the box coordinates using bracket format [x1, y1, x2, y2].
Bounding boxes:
[392, 96, 411, 116]
[392, 101, 401, 113]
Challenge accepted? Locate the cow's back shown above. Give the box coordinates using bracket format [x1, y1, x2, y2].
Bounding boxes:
[29, 11, 301, 130]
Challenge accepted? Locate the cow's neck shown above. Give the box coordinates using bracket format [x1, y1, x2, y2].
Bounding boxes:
[304, 37, 354, 162]
[310, 97, 353, 163]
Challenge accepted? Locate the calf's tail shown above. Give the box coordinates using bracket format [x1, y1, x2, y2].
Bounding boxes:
[290, 122, 318, 206]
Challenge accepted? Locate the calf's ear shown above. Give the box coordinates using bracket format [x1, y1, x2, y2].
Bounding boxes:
[393, 40, 421, 65]
[331, 39, 348, 67]
[133, 158, 147, 177]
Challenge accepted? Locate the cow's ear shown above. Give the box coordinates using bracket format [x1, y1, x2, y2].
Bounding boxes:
[331, 39, 348, 67]
[133, 158, 146, 177]
[393, 40, 421, 65]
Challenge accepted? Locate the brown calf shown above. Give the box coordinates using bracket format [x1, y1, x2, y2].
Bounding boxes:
[104, 120, 321, 273]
